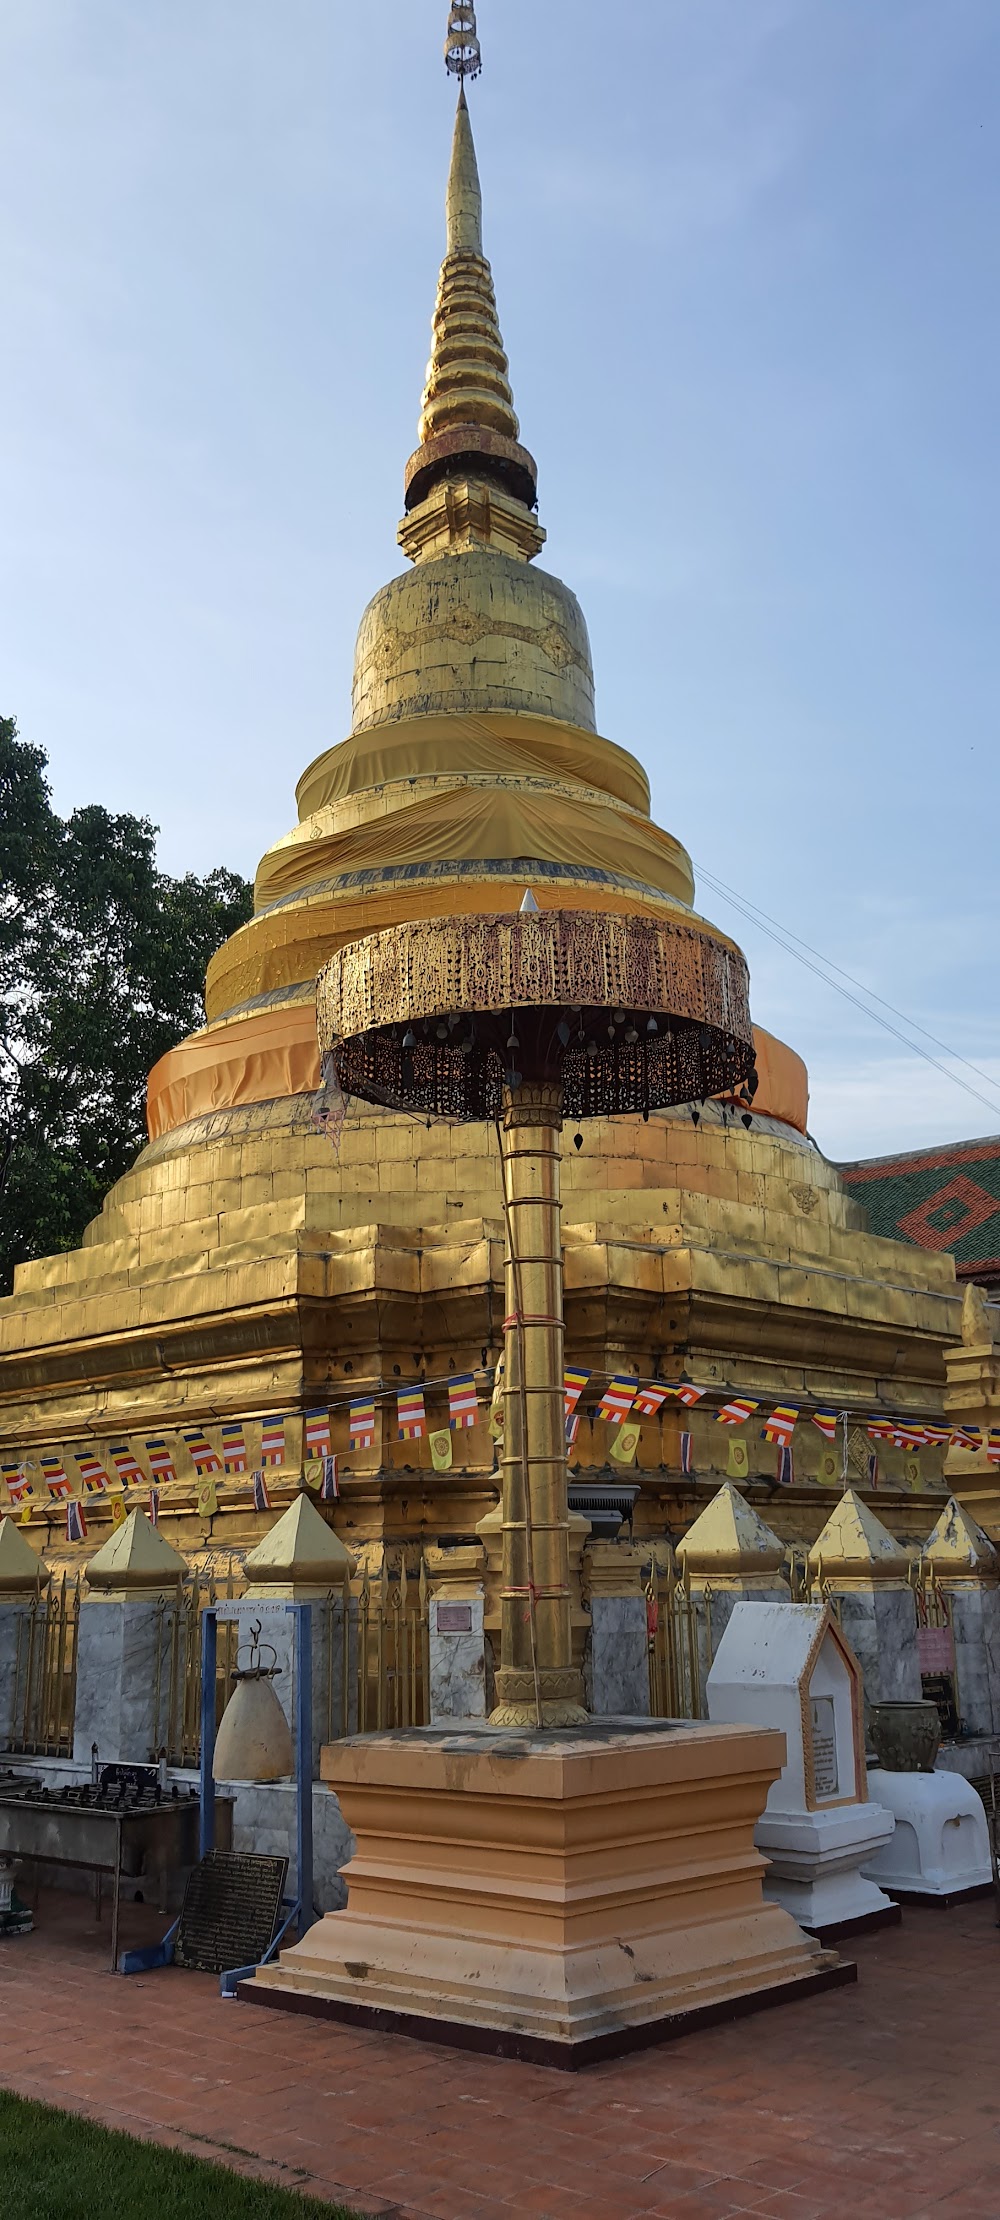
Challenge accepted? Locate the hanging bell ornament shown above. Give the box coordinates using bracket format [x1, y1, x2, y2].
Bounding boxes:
[213, 1657, 293, 1783]
[445, 3, 482, 81]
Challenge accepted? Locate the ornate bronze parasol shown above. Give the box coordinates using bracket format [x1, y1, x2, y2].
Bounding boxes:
[317, 904, 755, 1725]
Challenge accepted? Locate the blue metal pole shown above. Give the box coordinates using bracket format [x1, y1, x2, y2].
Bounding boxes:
[200, 1608, 217, 1859]
[294, 1602, 314, 1938]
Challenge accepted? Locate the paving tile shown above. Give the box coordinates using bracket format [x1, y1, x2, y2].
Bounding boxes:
[5, 1892, 1000, 2220]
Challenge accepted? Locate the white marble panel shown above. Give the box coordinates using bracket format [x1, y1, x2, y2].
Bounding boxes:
[429, 1594, 486, 1721]
[587, 1596, 649, 1718]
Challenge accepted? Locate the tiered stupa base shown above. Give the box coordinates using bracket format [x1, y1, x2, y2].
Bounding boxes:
[244, 1720, 853, 2065]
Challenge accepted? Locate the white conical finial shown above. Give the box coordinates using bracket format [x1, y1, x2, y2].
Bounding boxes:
[519, 889, 539, 913]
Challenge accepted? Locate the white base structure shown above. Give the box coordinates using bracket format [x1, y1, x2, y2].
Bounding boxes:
[759, 1800, 896, 1931]
[707, 1599, 897, 1935]
[862, 1767, 993, 1899]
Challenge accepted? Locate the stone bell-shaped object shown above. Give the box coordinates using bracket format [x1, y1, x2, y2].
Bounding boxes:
[213, 1639, 293, 1783]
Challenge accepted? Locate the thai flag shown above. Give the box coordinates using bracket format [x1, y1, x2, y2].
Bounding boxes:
[252, 1470, 271, 1513]
[680, 1431, 693, 1476]
[321, 1455, 340, 1501]
[66, 1500, 87, 1543]
[776, 1445, 794, 1487]
[149, 1488, 160, 1526]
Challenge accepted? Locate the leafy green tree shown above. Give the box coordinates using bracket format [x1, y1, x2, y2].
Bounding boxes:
[0, 718, 253, 1295]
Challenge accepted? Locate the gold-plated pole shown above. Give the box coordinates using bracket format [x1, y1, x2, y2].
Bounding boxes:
[491, 1083, 587, 1727]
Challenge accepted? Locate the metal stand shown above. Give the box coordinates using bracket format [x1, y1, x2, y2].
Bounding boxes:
[120, 1601, 316, 1984]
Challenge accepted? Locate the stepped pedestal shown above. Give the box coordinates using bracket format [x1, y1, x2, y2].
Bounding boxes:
[244, 1720, 853, 2066]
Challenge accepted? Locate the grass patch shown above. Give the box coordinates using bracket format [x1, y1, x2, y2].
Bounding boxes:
[0, 2090, 362, 2218]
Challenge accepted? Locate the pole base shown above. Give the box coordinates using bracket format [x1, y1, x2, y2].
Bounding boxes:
[490, 1665, 588, 1727]
[248, 1722, 846, 2058]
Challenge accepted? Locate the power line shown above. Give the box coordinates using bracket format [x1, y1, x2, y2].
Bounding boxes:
[694, 863, 1000, 1126]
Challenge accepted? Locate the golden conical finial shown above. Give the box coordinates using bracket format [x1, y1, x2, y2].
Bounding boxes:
[445, 4, 482, 84]
[398, 8, 544, 565]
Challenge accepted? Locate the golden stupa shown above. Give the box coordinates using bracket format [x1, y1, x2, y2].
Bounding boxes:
[0, 70, 972, 1573]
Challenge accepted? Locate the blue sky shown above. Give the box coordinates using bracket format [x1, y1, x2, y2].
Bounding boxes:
[1, 1, 997, 1160]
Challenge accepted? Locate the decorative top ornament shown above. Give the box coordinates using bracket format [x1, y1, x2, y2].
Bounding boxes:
[445, 3, 482, 82]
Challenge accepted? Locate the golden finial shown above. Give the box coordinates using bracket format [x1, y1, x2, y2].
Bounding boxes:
[398, 5, 543, 563]
[445, 4, 482, 83]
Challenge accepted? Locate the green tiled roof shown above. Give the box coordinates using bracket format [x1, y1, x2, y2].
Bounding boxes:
[839, 1135, 1000, 1273]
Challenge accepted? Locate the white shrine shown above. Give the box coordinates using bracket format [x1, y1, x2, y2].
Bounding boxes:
[707, 1600, 896, 1938]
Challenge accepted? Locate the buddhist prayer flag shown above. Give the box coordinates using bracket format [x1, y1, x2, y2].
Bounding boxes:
[892, 1424, 927, 1450]
[679, 1431, 693, 1476]
[922, 1424, 950, 1447]
[252, 1469, 271, 1513]
[2, 1463, 31, 1504]
[321, 1454, 340, 1501]
[448, 1375, 479, 1430]
[183, 1430, 222, 1476]
[563, 1368, 590, 1416]
[868, 1453, 880, 1489]
[672, 1383, 706, 1407]
[396, 1389, 427, 1441]
[304, 1409, 332, 1458]
[429, 1428, 453, 1472]
[727, 1438, 750, 1480]
[349, 1399, 376, 1450]
[66, 1499, 87, 1543]
[221, 1424, 248, 1473]
[41, 1456, 71, 1500]
[597, 1378, 638, 1425]
[988, 1431, 1000, 1467]
[634, 1385, 670, 1418]
[146, 1438, 177, 1482]
[610, 1421, 640, 1467]
[110, 1443, 145, 1484]
[260, 1417, 285, 1467]
[763, 1406, 798, 1448]
[866, 1419, 894, 1442]
[776, 1445, 794, 1487]
[950, 1427, 982, 1451]
[75, 1452, 110, 1494]
[812, 1410, 839, 1442]
[718, 1399, 759, 1427]
[148, 1487, 160, 1526]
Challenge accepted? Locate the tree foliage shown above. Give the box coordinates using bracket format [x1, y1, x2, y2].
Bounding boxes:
[0, 717, 253, 1295]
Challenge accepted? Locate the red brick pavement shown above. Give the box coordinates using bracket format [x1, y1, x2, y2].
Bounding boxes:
[1, 1890, 999, 2217]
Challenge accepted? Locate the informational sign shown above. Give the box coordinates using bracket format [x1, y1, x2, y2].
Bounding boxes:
[809, 1694, 839, 1800]
[436, 1603, 473, 1634]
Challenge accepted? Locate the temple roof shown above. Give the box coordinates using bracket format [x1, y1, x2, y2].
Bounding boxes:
[839, 1134, 1000, 1284]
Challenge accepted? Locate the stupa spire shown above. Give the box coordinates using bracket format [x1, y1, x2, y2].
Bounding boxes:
[399, 9, 544, 564]
[446, 88, 483, 255]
